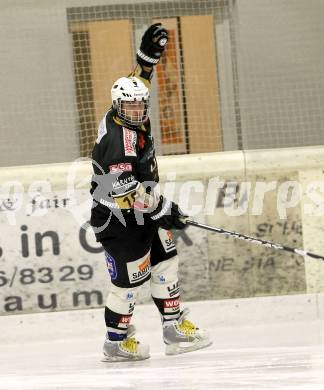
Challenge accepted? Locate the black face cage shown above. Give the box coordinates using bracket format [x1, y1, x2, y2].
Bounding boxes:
[115, 98, 150, 126]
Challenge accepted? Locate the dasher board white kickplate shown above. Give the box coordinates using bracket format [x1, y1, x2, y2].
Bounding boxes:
[0, 297, 324, 390]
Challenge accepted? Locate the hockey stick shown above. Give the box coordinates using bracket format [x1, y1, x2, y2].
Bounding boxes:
[186, 220, 324, 261]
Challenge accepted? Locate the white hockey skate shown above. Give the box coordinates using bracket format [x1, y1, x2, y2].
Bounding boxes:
[102, 325, 150, 362]
[163, 308, 212, 355]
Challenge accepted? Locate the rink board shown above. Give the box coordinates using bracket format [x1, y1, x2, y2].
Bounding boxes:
[1, 146, 324, 314]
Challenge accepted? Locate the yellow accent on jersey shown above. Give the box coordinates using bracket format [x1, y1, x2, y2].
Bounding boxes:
[113, 115, 124, 126]
[113, 115, 148, 132]
[113, 189, 137, 209]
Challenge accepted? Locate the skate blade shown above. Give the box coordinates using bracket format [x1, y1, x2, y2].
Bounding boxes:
[101, 354, 150, 363]
[165, 339, 212, 356]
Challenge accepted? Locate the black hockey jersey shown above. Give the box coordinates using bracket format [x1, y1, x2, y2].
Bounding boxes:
[90, 108, 159, 240]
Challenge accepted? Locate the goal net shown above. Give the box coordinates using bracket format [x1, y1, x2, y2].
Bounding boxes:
[1, 0, 324, 167]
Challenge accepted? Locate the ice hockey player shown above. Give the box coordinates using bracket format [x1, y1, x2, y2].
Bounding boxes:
[90, 23, 212, 361]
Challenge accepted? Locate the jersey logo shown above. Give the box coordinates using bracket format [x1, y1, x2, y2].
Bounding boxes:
[123, 128, 137, 157]
[112, 175, 136, 191]
[109, 163, 132, 173]
[105, 251, 117, 280]
[126, 252, 151, 284]
[164, 298, 180, 313]
[158, 229, 176, 253]
[119, 315, 132, 328]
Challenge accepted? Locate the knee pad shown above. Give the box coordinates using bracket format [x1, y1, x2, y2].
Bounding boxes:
[151, 256, 179, 299]
[106, 284, 141, 315]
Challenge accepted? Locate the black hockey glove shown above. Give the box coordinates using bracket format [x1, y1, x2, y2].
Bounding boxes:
[150, 195, 188, 230]
[137, 23, 168, 67]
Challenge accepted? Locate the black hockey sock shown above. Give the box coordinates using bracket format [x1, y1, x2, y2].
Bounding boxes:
[105, 306, 133, 341]
[152, 296, 180, 325]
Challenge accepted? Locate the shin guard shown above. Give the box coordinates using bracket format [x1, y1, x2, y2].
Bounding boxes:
[150, 256, 180, 325]
[105, 284, 138, 341]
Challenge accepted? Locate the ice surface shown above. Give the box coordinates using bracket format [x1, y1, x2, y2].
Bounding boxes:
[0, 299, 324, 390]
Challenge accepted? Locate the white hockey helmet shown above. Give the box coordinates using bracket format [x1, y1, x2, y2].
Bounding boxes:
[111, 76, 150, 126]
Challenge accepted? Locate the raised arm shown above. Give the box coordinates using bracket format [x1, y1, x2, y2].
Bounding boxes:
[129, 23, 168, 88]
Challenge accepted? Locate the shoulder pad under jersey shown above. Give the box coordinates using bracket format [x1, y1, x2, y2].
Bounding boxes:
[96, 112, 109, 144]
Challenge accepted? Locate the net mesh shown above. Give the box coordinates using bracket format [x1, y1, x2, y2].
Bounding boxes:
[1, 0, 324, 167]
